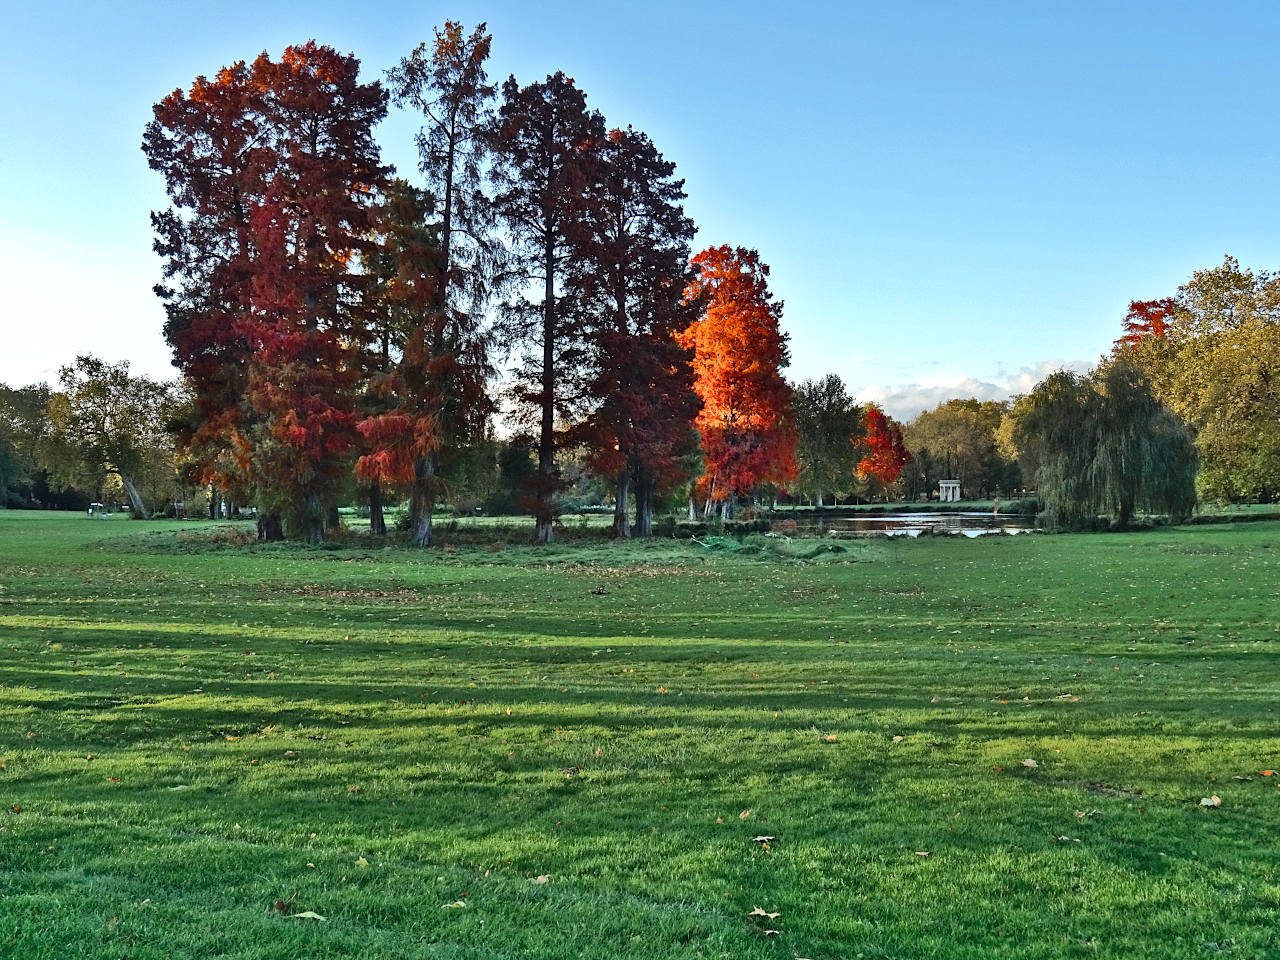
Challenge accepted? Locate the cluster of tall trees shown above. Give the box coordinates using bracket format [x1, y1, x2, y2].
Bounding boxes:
[1109, 256, 1280, 503]
[1007, 364, 1197, 527]
[992, 254, 1280, 526]
[0, 359, 193, 515]
[13, 27, 1260, 536]
[788, 374, 913, 505]
[142, 25, 800, 543]
[905, 399, 1019, 501]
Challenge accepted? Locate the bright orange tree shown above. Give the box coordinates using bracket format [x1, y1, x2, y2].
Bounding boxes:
[856, 405, 911, 488]
[1116, 298, 1177, 347]
[680, 246, 797, 513]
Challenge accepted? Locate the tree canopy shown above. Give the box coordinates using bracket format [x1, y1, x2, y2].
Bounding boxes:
[1114, 257, 1280, 503]
[1012, 364, 1196, 528]
[680, 246, 797, 513]
[792, 374, 861, 506]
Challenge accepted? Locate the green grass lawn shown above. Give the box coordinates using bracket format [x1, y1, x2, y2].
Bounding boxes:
[1, 511, 1277, 959]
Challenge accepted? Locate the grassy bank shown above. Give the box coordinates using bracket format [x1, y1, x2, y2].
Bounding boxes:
[1, 511, 1277, 958]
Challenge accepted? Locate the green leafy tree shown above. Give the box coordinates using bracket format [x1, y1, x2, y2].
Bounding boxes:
[792, 374, 861, 506]
[1116, 256, 1280, 502]
[905, 398, 1018, 499]
[0, 384, 50, 506]
[1014, 364, 1196, 528]
[41, 357, 176, 518]
[995, 392, 1040, 492]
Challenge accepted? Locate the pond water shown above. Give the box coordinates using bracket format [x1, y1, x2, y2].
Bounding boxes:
[777, 511, 1042, 539]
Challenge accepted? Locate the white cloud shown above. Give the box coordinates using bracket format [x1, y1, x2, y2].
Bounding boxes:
[858, 360, 1093, 421]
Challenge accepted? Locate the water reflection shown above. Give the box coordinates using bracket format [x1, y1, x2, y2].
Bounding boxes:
[779, 511, 1041, 539]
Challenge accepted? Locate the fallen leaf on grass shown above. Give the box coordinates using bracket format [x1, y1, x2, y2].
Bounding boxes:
[288, 911, 326, 921]
[1261, 770, 1275, 777]
[762, 928, 780, 937]
[1020, 758, 1039, 768]
[354, 856, 369, 867]
[738, 809, 751, 819]
[892, 735, 904, 743]
[751, 835, 775, 844]
[1056, 836, 1082, 843]
[821, 734, 838, 743]
[1200, 796, 1221, 807]
[914, 851, 931, 857]
[530, 875, 551, 884]
[443, 900, 467, 909]
[747, 907, 780, 919]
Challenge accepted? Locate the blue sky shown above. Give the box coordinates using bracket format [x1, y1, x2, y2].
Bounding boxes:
[2, 1, 1277, 418]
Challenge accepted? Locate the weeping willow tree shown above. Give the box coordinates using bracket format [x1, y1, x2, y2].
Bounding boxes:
[1012, 364, 1197, 529]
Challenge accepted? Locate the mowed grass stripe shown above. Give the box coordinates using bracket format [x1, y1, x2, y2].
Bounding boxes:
[1, 511, 1278, 958]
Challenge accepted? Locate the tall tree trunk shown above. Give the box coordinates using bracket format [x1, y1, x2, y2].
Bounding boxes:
[118, 475, 151, 519]
[613, 467, 630, 538]
[535, 233, 557, 545]
[687, 493, 699, 521]
[369, 478, 386, 536]
[326, 506, 341, 533]
[208, 485, 217, 520]
[298, 494, 325, 545]
[634, 466, 653, 537]
[409, 452, 435, 547]
[257, 512, 283, 542]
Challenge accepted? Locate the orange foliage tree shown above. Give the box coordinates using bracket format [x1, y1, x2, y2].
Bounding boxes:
[680, 246, 797, 516]
[354, 181, 492, 546]
[856, 405, 911, 490]
[1116, 298, 1177, 348]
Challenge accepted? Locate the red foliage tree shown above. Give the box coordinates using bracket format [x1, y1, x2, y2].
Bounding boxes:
[680, 246, 797, 516]
[1116, 298, 1177, 348]
[375, 23, 499, 546]
[568, 127, 700, 537]
[490, 72, 605, 543]
[145, 42, 388, 541]
[354, 181, 492, 546]
[856, 406, 911, 488]
[143, 59, 261, 515]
